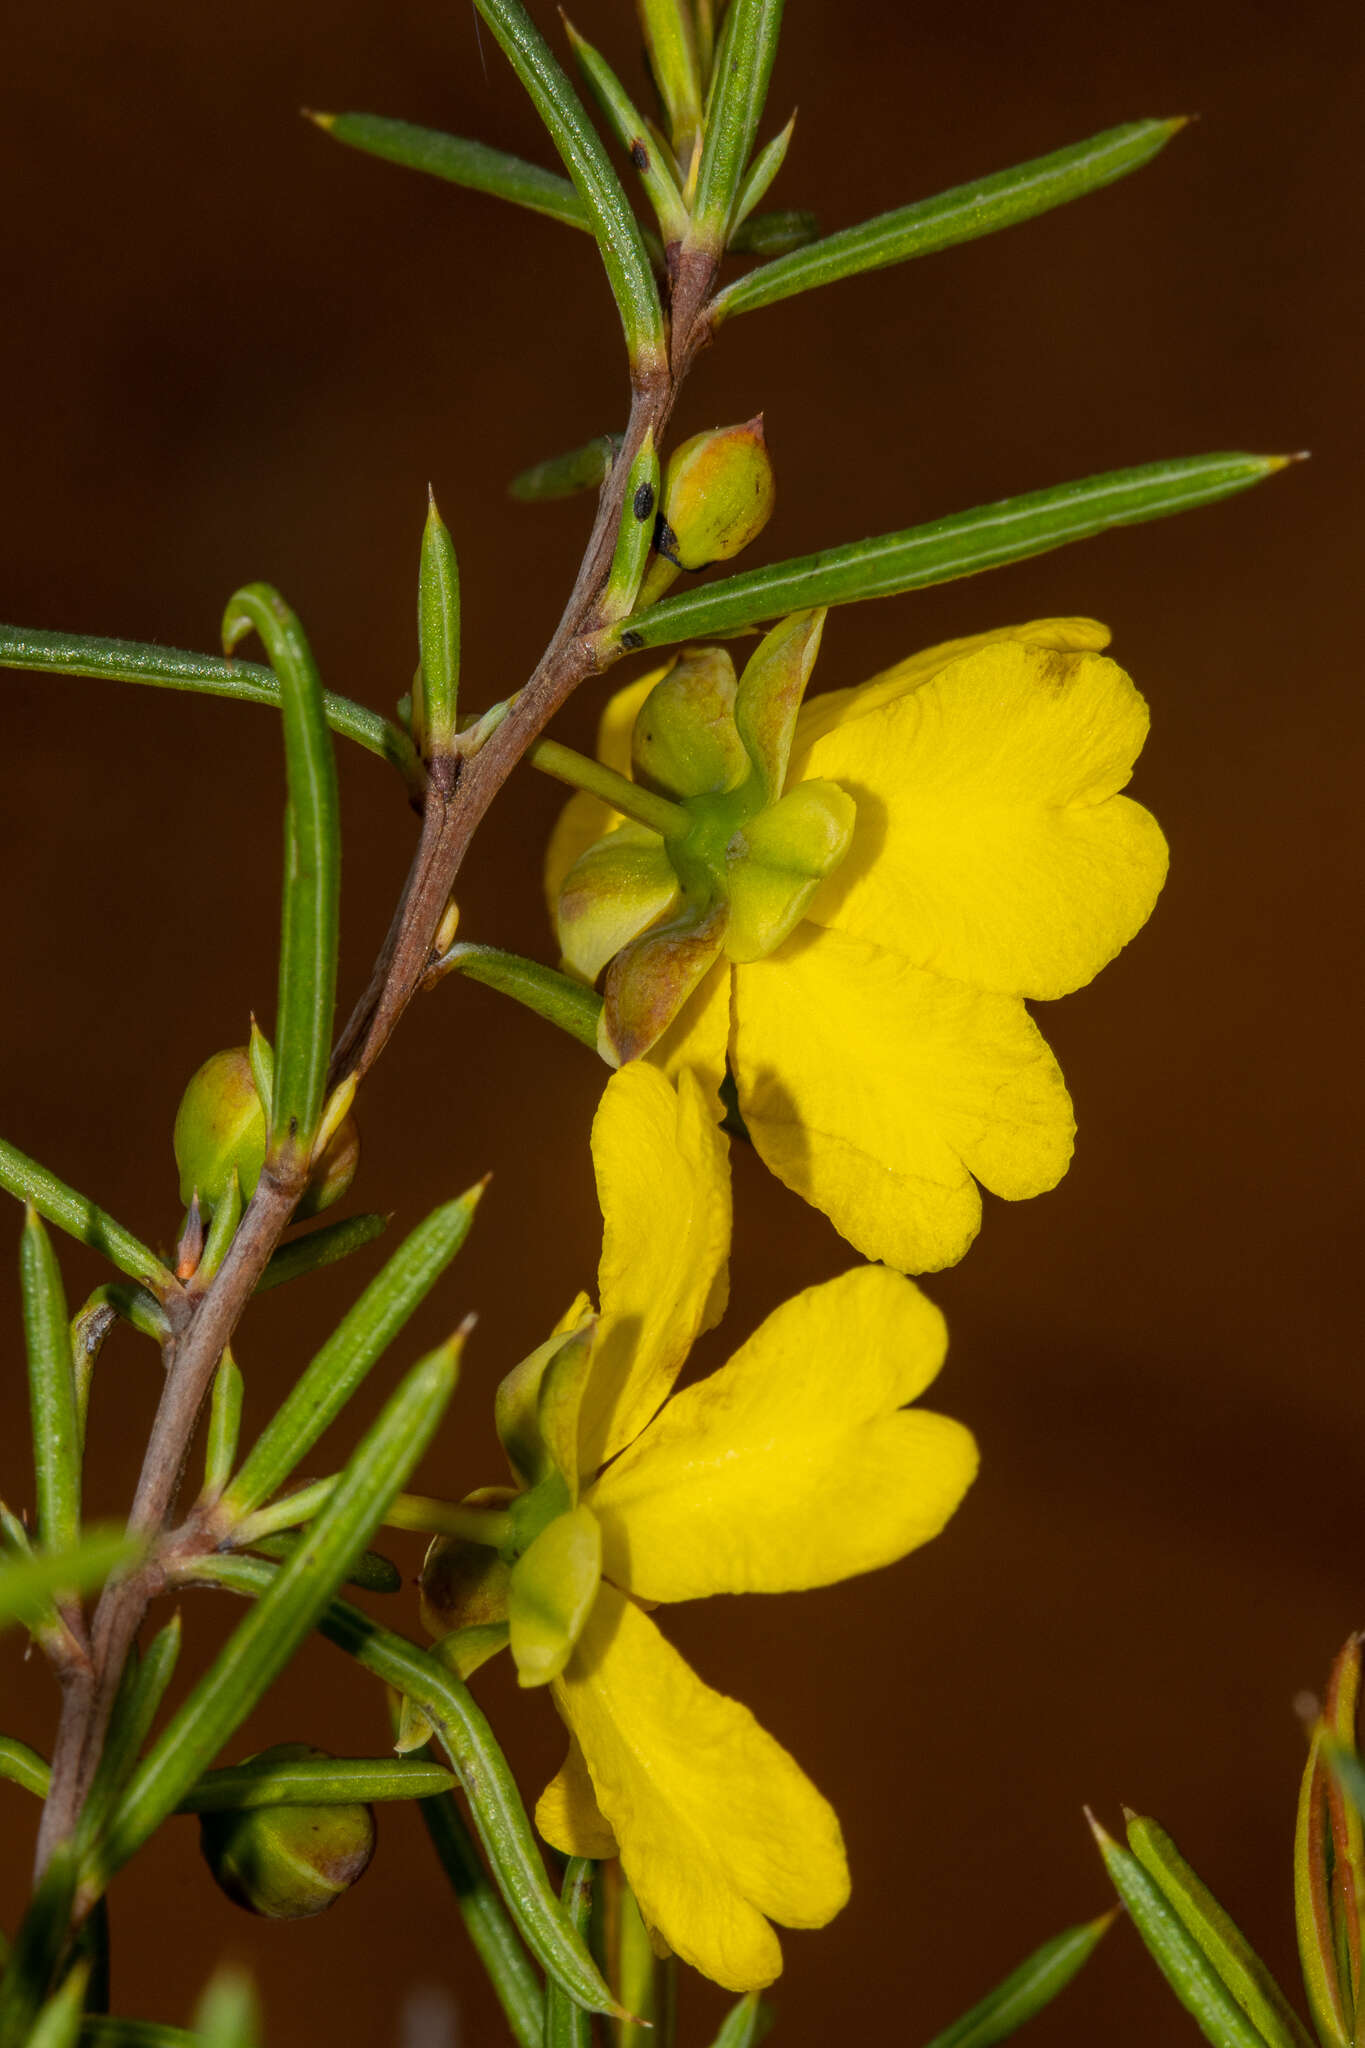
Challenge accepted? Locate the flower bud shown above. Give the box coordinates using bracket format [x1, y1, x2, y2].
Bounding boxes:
[653, 418, 775, 576]
[174, 1045, 359, 1217]
[173, 1048, 267, 1213]
[198, 1745, 375, 1920]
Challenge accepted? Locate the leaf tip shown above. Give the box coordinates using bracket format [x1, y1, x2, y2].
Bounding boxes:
[302, 108, 336, 131]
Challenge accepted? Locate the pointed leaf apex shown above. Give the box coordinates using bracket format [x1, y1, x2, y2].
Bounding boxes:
[1085, 1805, 1116, 1849]
[302, 108, 336, 131]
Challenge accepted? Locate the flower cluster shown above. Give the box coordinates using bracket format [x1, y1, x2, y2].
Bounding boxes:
[547, 615, 1168, 1272]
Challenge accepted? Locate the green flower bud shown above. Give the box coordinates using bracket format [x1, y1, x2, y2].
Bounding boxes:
[173, 1048, 267, 1213]
[198, 1745, 375, 1920]
[653, 417, 775, 576]
[174, 1045, 359, 1217]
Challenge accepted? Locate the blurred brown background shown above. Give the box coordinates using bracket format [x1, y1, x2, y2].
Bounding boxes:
[2, 0, 1363, 2040]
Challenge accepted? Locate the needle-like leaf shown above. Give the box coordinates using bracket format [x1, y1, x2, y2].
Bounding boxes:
[309, 111, 587, 229]
[0, 1139, 175, 1296]
[21, 1209, 80, 1555]
[917, 1913, 1116, 2048]
[692, 0, 785, 242]
[712, 117, 1187, 321]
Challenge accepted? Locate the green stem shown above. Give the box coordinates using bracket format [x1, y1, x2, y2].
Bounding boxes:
[526, 739, 684, 837]
[231, 1482, 511, 1550]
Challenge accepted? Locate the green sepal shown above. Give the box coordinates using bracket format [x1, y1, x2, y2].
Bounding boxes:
[222, 583, 340, 1157]
[732, 607, 824, 801]
[557, 824, 681, 984]
[21, 1207, 80, 1555]
[0, 625, 420, 793]
[724, 779, 856, 961]
[712, 116, 1187, 321]
[472, 0, 665, 370]
[632, 645, 747, 797]
[730, 115, 796, 232]
[510, 434, 621, 502]
[310, 110, 587, 230]
[602, 432, 662, 624]
[254, 1211, 388, 1294]
[602, 895, 727, 1062]
[508, 1502, 602, 1688]
[1091, 1813, 1275, 2048]
[437, 943, 606, 1052]
[614, 453, 1296, 649]
[0, 1135, 175, 1297]
[729, 204, 816, 255]
[566, 22, 688, 240]
[496, 1319, 596, 1493]
[418, 490, 461, 751]
[1123, 1812, 1312, 2048]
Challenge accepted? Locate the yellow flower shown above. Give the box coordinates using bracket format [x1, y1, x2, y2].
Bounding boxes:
[420, 1062, 976, 1990]
[546, 615, 1168, 1273]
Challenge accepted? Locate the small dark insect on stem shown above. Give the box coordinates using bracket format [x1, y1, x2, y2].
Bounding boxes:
[31, 257, 718, 1896]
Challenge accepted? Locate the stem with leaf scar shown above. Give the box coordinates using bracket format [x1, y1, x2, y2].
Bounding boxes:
[31, 274, 716, 1895]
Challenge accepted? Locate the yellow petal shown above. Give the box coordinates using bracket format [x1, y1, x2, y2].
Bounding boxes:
[791, 617, 1111, 766]
[802, 641, 1167, 999]
[536, 1735, 620, 1860]
[543, 671, 669, 913]
[650, 958, 733, 1108]
[732, 926, 1074, 1273]
[590, 1266, 977, 1599]
[580, 1064, 731, 1472]
[553, 1583, 848, 1990]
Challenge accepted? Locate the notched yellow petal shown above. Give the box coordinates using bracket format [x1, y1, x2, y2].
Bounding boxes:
[553, 1584, 848, 1990]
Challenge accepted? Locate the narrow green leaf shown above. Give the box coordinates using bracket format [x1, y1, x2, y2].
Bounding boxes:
[709, 1992, 773, 2048]
[178, 1755, 455, 1812]
[1324, 1733, 1365, 1824]
[730, 114, 795, 231]
[0, 624, 418, 788]
[729, 205, 816, 255]
[310, 109, 587, 228]
[638, 0, 703, 155]
[1126, 1812, 1313, 2048]
[27, 1961, 90, 2048]
[222, 585, 340, 1155]
[1296, 1731, 1352, 2048]
[415, 1759, 544, 2048]
[192, 1555, 617, 2018]
[254, 1211, 388, 1294]
[0, 1843, 78, 2048]
[0, 1736, 51, 1800]
[607, 1867, 665, 2048]
[418, 491, 461, 751]
[232, 1473, 338, 1545]
[601, 431, 662, 622]
[70, 1285, 168, 1444]
[1092, 1816, 1275, 2048]
[248, 1530, 401, 1594]
[204, 1354, 244, 1497]
[196, 1168, 242, 1287]
[510, 435, 621, 503]
[78, 1616, 183, 1854]
[94, 1342, 458, 1889]
[471, 0, 665, 367]
[192, 1973, 260, 2048]
[613, 453, 1294, 648]
[0, 1533, 140, 1634]
[919, 1914, 1116, 2048]
[0, 1138, 175, 1295]
[435, 945, 604, 1052]
[226, 1187, 480, 1518]
[693, 0, 785, 240]
[712, 116, 1187, 321]
[566, 24, 687, 238]
[21, 1210, 80, 1554]
[545, 1860, 595, 2048]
